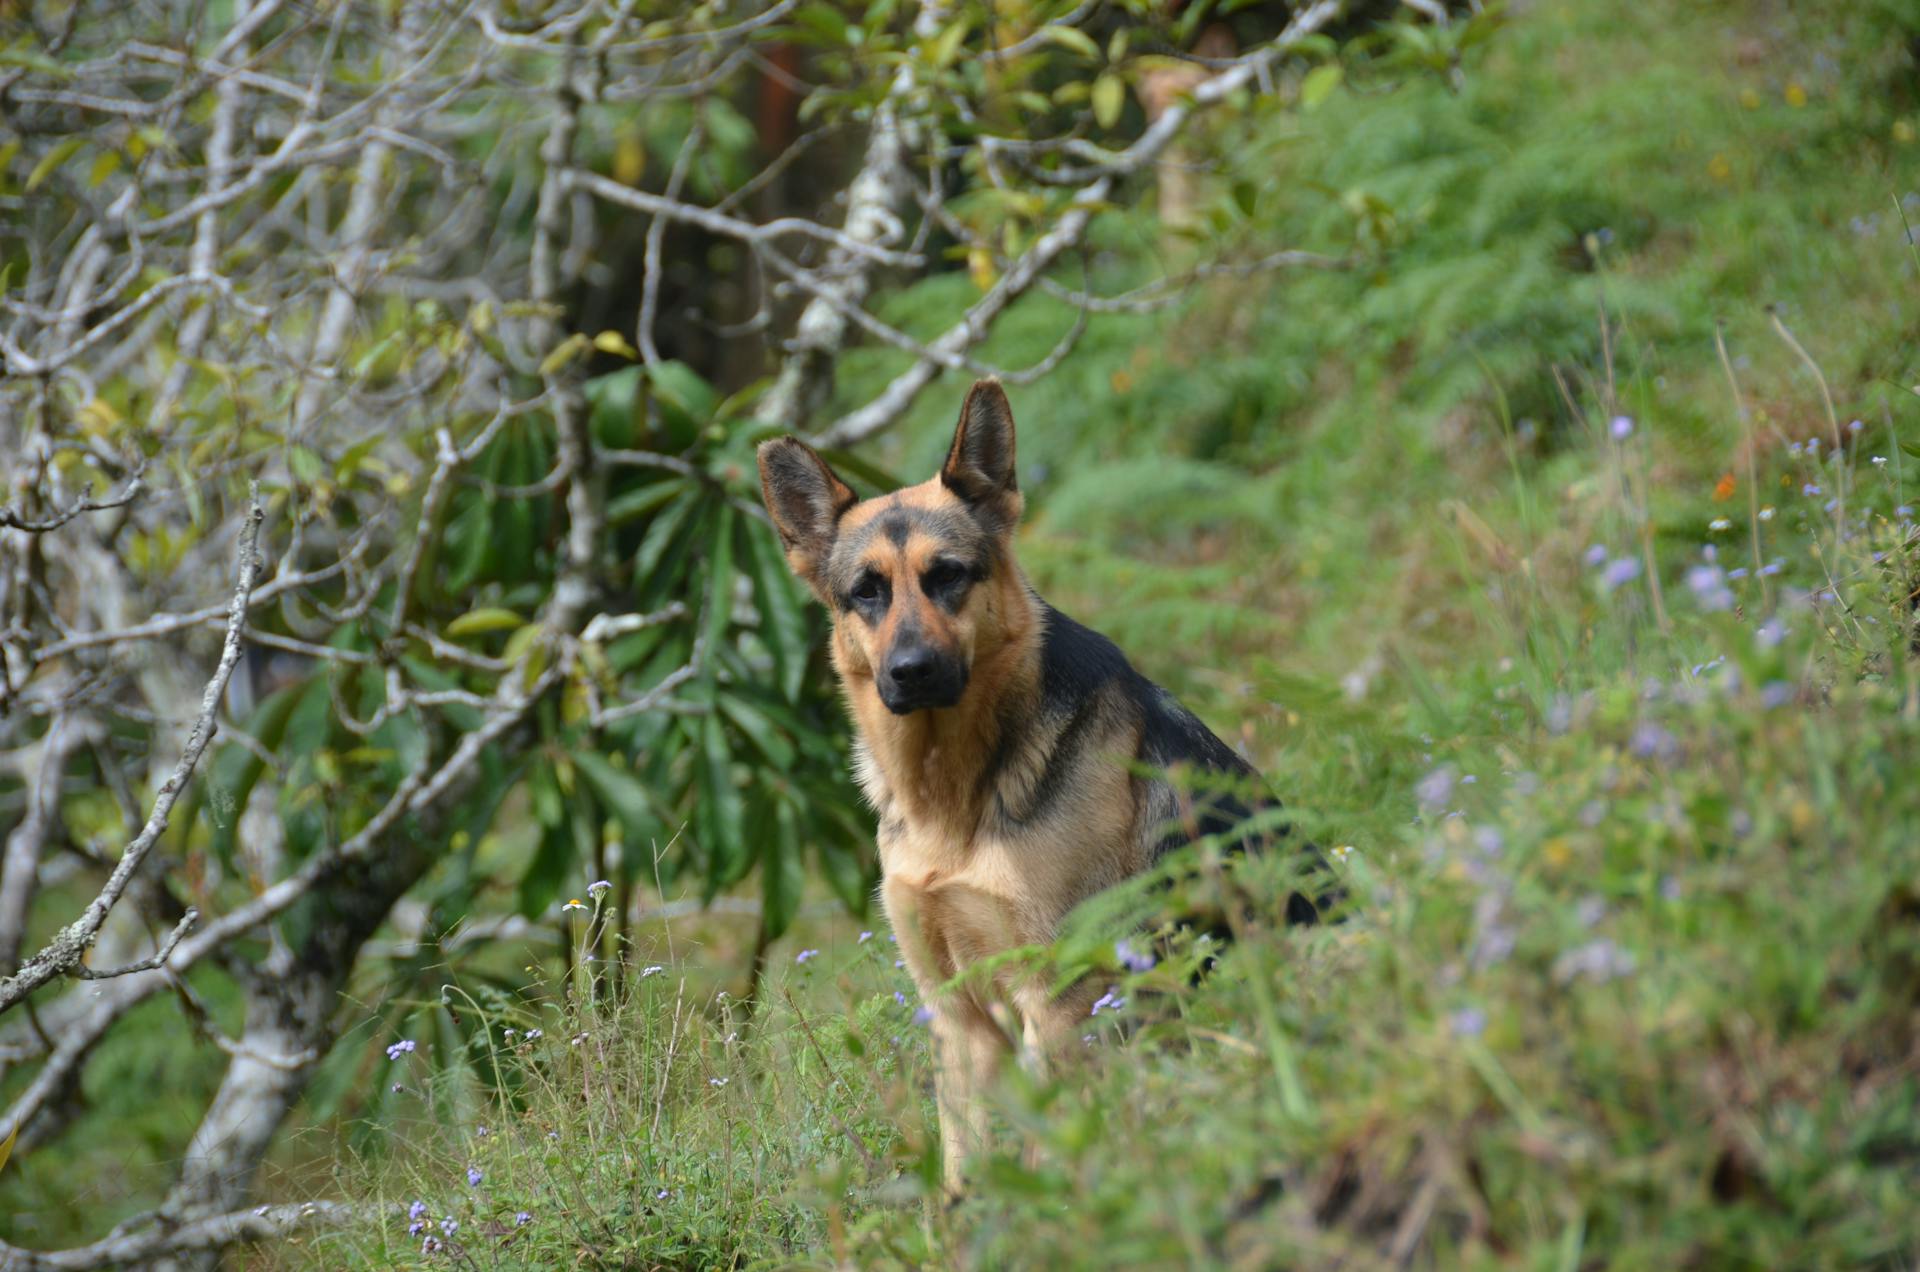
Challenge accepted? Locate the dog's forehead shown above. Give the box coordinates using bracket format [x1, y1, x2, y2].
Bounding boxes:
[834, 481, 982, 571]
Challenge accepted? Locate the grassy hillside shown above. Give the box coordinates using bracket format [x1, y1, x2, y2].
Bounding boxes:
[16, 0, 1918, 1264]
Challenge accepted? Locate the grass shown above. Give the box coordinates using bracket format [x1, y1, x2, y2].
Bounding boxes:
[12, 0, 1920, 1263]
[300, 2, 1920, 1266]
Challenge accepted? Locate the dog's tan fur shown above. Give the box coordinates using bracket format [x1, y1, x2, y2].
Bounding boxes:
[759, 380, 1286, 1191]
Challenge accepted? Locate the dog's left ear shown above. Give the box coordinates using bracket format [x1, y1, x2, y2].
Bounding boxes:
[940, 378, 1023, 532]
[758, 436, 857, 600]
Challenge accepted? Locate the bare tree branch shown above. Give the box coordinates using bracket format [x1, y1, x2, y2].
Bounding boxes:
[0, 491, 261, 1014]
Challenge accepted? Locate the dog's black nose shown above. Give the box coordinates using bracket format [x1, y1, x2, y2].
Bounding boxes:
[886, 647, 938, 686]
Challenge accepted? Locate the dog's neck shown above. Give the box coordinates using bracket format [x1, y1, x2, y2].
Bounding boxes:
[845, 571, 1043, 846]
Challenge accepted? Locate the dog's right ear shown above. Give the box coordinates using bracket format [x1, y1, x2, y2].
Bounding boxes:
[757, 436, 857, 597]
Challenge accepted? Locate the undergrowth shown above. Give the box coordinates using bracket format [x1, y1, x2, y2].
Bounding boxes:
[195, 0, 1920, 1265]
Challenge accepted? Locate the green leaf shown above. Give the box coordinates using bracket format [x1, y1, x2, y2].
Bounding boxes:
[202, 682, 304, 868]
[644, 361, 719, 444]
[816, 834, 873, 916]
[746, 521, 812, 702]
[718, 691, 797, 771]
[445, 607, 526, 638]
[703, 505, 736, 655]
[1037, 24, 1100, 59]
[571, 750, 666, 854]
[761, 800, 805, 939]
[1300, 63, 1344, 110]
[538, 333, 590, 378]
[606, 477, 689, 529]
[593, 330, 639, 359]
[1092, 73, 1127, 129]
[519, 817, 575, 919]
[929, 15, 970, 68]
[700, 713, 748, 892]
[87, 150, 121, 187]
[632, 487, 701, 586]
[26, 138, 84, 192]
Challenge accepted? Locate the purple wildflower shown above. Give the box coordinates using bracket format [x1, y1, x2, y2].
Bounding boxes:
[795, 948, 820, 965]
[1090, 988, 1127, 1016]
[1761, 680, 1795, 709]
[385, 1039, 416, 1061]
[1610, 415, 1634, 439]
[1415, 765, 1456, 812]
[1755, 617, 1786, 649]
[1583, 543, 1610, 568]
[466, 1166, 482, 1188]
[440, 1217, 459, 1237]
[1630, 722, 1676, 760]
[408, 1200, 428, 1222]
[1686, 564, 1734, 612]
[422, 1236, 443, 1254]
[913, 1005, 934, 1026]
[1115, 939, 1156, 974]
[858, 930, 874, 943]
[1448, 1006, 1487, 1039]
[1600, 556, 1642, 592]
[514, 1212, 533, 1227]
[1554, 938, 1637, 984]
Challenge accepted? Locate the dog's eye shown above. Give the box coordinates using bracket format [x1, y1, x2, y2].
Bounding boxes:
[924, 561, 967, 592]
[850, 574, 885, 604]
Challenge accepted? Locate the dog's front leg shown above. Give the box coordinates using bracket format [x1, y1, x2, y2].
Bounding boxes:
[931, 995, 1006, 1197]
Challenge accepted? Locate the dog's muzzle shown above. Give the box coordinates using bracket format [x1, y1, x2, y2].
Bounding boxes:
[878, 645, 968, 714]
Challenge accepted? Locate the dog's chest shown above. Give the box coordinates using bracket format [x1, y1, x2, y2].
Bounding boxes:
[879, 821, 1060, 984]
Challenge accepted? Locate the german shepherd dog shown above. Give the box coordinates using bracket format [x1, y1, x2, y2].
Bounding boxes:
[758, 379, 1318, 1193]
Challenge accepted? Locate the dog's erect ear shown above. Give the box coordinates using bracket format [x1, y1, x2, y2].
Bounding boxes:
[758, 436, 857, 595]
[940, 378, 1023, 531]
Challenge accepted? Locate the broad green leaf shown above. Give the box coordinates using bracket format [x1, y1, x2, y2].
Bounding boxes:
[1037, 24, 1100, 59]
[26, 138, 83, 192]
[445, 607, 526, 638]
[817, 832, 873, 916]
[571, 750, 666, 852]
[202, 682, 304, 869]
[593, 330, 639, 359]
[703, 505, 736, 655]
[519, 817, 574, 919]
[87, 150, 120, 187]
[762, 800, 805, 938]
[1092, 73, 1127, 129]
[644, 361, 719, 447]
[746, 521, 811, 701]
[538, 333, 590, 377]
[632, 487, 701, 586]
[1300, 63, 1344, 110]
[718, 691, 796, 771]
[929, 15, 970, 68]
[700, 712, 748, 892]
[605, 477, 687, 528]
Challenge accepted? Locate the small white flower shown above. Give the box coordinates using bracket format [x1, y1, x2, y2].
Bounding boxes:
[561, 898, 587, 913]
[1331, 844, 1354, 864]
[1871, 455, 1888, 467]
[1708, 518, 1731, 532]
[1758, 506, 1775, 522]
[709, 1076, 729, 1087]
[640, 964, 664, 978]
